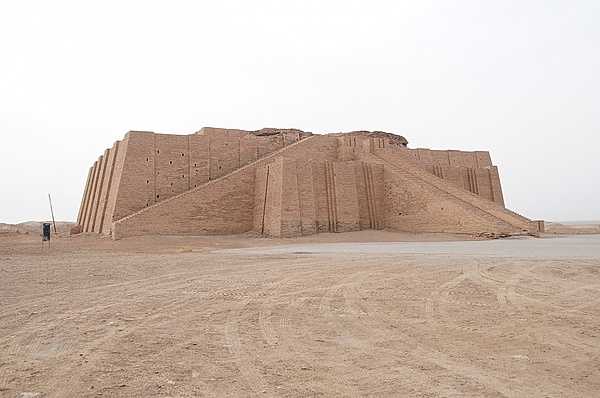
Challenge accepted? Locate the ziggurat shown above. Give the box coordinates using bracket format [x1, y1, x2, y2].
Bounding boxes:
[74, 127, 543, 239]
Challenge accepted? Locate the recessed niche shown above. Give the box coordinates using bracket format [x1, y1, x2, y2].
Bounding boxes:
[169, 160, 173, 165]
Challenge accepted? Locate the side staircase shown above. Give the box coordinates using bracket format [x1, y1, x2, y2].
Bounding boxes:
[111, 135, 321, 236]
[366, 148, 534, 234]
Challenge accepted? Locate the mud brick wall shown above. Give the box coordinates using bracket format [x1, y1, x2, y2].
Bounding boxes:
[427, 165, 502, 205]
[256, 158, 284, 237]
[78, 128, 320, 236]
[80, 138, 126, 234]
[310, 161, 331, 233]
[407, 148, 492, 168]
[402, 148, 504, 205]
[113, 135, 339, 238]
[189, 133, 210, 189]
[76, 166, 93, 226]
[488, 166, 505, 206]
[278, 158, 302, 237]
[76, 127, 528, 239]
[155, 133, 189, 202]
[81, 158, 100, 232]
[254, 158, 383, 237]
[355, 162, 384, 230]
[100, 140, 126, 235]
[332, 162, 361, 232]
[382, 166, 517, 234]
[113, 165, 257, 238]
[296, 161, 317, 235]
[112, 132, 157, 222]
[94, 141, 120, 233]
[370, 148, 528, 233]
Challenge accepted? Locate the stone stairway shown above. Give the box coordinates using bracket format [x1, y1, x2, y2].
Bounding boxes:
[367, 149, 533, 234]
[114, 135, 320, 226]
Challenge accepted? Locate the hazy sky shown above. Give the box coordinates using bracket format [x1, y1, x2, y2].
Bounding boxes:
[1, 1, 598, 224]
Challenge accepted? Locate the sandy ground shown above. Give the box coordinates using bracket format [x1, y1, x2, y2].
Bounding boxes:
[1, 231, 600, 397]
[546, 221, 600, 235]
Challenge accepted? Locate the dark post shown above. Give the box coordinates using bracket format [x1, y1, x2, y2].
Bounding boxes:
[48, 193, 57, 233]
[42, 222, 51, 248]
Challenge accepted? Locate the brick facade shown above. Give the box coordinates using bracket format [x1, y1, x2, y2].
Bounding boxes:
[74, 128, 541, 239]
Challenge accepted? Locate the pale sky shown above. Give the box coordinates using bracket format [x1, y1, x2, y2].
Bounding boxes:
[0, 0, 598, 224]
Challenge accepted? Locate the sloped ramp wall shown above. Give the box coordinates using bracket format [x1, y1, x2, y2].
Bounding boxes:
[113, 165, 257, 239]
[359, 147, 530, 234]
[112, 135, 338, 239]
[75, 129, 317, 235]
[382, 164, 518, 234]
[372, 149, 530, 230]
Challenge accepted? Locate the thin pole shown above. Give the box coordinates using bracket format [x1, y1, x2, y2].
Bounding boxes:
[48, 193, 57, 233]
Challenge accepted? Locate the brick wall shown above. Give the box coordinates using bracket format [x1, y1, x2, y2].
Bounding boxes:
[368, 148, 530, 233]
[332, 162, 361, 232]
[94, 141, 120, 233]
[403, 148, 503, 205]
[253, 158, 384, 237]
[76, 166, 93, 226]
[113, 165, 257, 239]
[113, 132, 156, 221]
[78, 128, 322, 236]
[82, 157, 101, 232]
[75, 128, 531, 239]
[113, 135, 339, 238]
[101, 138, 128, 234]
[381, 166, 516, 234]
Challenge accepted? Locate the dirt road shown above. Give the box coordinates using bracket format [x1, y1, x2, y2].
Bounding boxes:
[1, 232, 599, 397]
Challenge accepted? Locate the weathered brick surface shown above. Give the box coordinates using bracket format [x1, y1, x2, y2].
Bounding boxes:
[95, 141, 119, 233]
[189, 133, 209, 188]
[311, 161, 331, 233]
[399, 147, 507, 205]
[297, 161, 317, 235]
[332, 162, 361, 233]
[113, 132, 156, 221]
[156, 133, 189, 201]
[76, 166, 93, 225]
[90, 149, 110, 232]
[74, 127, 536, 239]
[369, 149, 530, 233]
[80, 161, 96, 231]
[112, 135, 338, 238]
[101, 138, 127, 234]
[83, 157, 101, 232]
[259, 157, 284, 237]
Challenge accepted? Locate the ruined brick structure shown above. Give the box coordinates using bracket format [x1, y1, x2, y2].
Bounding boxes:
[74, 127, 542, 239]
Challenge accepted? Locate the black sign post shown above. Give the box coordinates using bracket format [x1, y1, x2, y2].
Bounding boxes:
[42, 222, 51, 248]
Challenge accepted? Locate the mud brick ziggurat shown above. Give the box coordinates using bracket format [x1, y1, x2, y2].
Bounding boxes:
[74, 127, 543, 239]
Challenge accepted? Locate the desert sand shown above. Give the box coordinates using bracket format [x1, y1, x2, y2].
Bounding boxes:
[1, 231, 600, 397]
